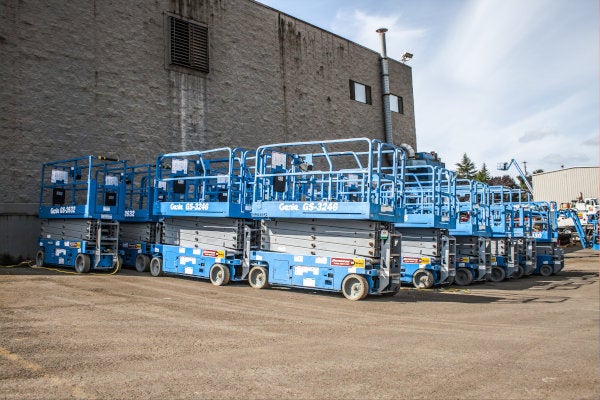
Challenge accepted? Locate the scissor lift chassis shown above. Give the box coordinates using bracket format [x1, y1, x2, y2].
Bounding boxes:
[255, 218, 401, 295]
[395, 228, 455, 288]
[38, 218, 119, 270]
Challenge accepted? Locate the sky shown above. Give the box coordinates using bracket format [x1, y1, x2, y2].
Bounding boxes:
[255, 0, 599, 177]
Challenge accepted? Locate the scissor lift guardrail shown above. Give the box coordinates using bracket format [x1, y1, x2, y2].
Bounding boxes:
[394, 156, 457, 289]
[36, 155, 125, 272]
[252, 138, 405, 221]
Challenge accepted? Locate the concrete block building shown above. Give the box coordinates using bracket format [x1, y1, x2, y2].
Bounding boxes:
[0, 0, 417, 259]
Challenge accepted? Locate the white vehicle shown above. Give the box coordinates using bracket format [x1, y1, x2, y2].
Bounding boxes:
[557, 197, 599, 238]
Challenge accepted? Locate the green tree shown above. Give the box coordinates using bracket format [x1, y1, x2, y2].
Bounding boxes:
[474, 163, 491, 183]
[488, 175, 517, 188]
[455, 153, 477, 179]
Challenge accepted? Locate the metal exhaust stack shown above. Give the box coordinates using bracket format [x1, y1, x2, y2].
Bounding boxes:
[377, 28, 393, 146]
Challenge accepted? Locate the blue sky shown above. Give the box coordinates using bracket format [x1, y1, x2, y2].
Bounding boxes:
[256, 0, 599, 176]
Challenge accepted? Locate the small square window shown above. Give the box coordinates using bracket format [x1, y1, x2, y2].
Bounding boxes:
[390, 94, 404, 114]
[350, 80, 372, 104]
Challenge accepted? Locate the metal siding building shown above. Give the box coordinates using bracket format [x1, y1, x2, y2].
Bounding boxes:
[0, 0, 417, 259]
[532, 167, 600, 204]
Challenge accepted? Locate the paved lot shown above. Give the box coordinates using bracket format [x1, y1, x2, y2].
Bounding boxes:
[0, 248, 598, 399]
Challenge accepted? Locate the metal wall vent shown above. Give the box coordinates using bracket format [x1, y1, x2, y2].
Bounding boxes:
[169, 16, 209, 73]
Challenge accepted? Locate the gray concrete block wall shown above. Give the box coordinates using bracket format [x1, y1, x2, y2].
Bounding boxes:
[0, 0, 417, 259]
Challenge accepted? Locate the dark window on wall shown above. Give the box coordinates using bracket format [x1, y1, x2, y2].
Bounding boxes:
[349, 80, 372, 105]
[169, 16, 209, 73]
[390, 94, 404, 114]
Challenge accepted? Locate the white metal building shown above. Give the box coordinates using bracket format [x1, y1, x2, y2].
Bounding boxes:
[532, 167, 599, 204]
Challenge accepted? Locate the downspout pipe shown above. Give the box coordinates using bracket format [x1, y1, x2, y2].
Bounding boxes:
[377, 28, 393, 147]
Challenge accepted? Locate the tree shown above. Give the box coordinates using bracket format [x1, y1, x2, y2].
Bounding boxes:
[488, 175, 517, 188]
[474, 163, 491, 183]
[455, 153, 477, 179]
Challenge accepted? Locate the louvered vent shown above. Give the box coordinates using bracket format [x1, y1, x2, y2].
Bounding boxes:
[169, 16, 209, 73]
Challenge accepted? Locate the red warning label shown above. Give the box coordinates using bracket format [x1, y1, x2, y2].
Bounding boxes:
[331, 258, 354, 266]
[402, 257, 422, 264]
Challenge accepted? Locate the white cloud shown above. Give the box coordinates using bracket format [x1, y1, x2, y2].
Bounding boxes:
[330, 9, 426, 61]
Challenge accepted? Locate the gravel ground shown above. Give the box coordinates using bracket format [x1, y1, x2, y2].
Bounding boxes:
[0, 247, 598, 399]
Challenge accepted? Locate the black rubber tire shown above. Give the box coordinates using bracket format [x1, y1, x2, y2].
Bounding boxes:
[341, 274, 369, 301]
[412, 269, 434, 289]
[539, 264, 553, 277]
[248, 266, 269, 289]
[454, 267, 473, 286]
[135, 254, 150, 273]
[149, 257, 163, 277]
[512, 265, 524, 279]
[209, 264, 231, 286]
[489, 266, 506, 282]
[74, 254, 91, 274]
[35, 250, 45, 267]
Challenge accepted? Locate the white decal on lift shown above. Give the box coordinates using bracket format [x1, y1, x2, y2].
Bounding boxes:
[64, 241, 70, 246]
[381, 206, 393, 212]
[193, 249, 201, 255]
[293, 255, 304, 262]
[55, 249, 66, 256]
[303, 278, 316, 287]
[180, 257, 196, 265]
[478, 265, 486, 271]
[58, 258, 64, 265]
[294, 266, 319, 276]
[254, 254, 263, 261]
[184, 266, 193, 275]
[55, 241, 60, 246]
[315, 257, 327, 265]
[179, 247, 186, 254]
[348, 267, 356, 273]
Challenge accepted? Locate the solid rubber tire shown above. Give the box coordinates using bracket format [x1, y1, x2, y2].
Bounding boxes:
[248, 266, 269, 289]
[150, 257, 163, 277]
[135, 254, 150, 273]
[209, 264, 231, 286]
[512, 265, 524, 279]
[412, 269, 434, 289]
[35, 250, 45, 267]
[539, 264, 553, 277]
[489, 266, 506, 282]
[341, 274, 369, 301]
[454, 267, 473, 286]
[75, 254, 91, 274]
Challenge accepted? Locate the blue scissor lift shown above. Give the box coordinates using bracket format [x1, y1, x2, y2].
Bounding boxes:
[529, 201, 564, 276]
[118, 163, 161, 272]
[249, 138, 404, 300]
[489, 187, 535, 279]
[36, 156, 126, 273]
[449, 179, 495, 285]
[394, 152, 457, 289]
[148, 147, 257, 285]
